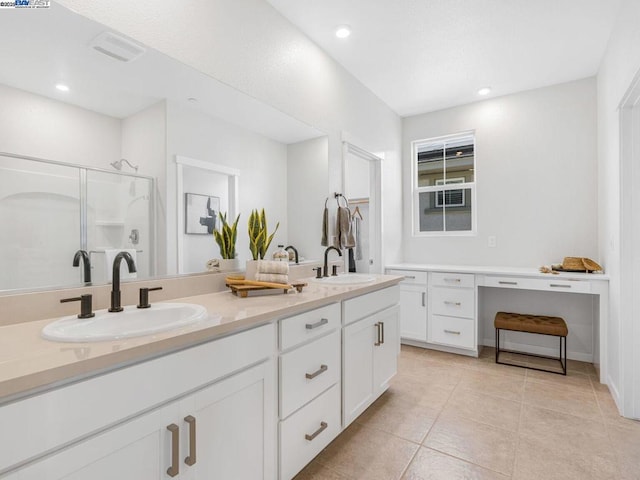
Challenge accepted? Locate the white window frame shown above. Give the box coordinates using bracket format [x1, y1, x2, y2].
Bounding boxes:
[411, 131, 477, 236]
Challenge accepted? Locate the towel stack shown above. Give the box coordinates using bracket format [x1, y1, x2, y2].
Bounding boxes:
[255, 260, 289, 284]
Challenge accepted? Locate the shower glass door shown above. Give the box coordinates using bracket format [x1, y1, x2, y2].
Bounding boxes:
[0, 154, 81, 290]
[86, 170, 154, 284]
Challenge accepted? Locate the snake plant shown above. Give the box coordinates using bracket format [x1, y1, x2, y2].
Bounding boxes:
[213, 212, 240, 259]
[248, 209, 279, 260]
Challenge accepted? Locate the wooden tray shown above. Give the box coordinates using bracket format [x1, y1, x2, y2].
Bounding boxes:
[227, 283, 307, 298]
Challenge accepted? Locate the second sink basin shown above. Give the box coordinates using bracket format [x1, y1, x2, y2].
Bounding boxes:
[42, 303, 213, 343]
[311, 273, 376, 285]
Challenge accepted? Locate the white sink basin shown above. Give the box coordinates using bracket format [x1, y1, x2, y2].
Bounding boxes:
[42, 303, 212, 343]
[311, 273, 377, 285]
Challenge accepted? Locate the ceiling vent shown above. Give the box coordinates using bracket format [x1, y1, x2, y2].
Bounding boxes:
[90, 31, 146, 62]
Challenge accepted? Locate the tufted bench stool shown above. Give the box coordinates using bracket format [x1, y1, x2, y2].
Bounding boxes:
[494, 311, 567, 375]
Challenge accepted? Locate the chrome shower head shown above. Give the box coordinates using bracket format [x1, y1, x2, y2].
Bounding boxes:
[110, 158, 139, 172]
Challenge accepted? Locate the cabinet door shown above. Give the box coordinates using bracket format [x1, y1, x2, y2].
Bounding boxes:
[399, 284, 427, 341]
[189, 361, 275, 480]
[12, 399, 185, 480]
[343, 315, 377, 427]
[373, 306, 400, 391]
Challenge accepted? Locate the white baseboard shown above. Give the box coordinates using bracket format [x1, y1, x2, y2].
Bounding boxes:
[400, 338, 478, 358]
[482, 337, 593, 363]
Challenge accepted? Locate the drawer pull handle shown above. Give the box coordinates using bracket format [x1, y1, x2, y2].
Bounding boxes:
[374, 322, 382, 346]
[306, 318, 329, 330]
[305, 364, 328, 379]
[444, 329, 461, 335]
[422, 292, 426, 307]
[305, 421, 328, 441]
[404, 275, 416, 279]
[166, 423, 179, 477]
[444, 301, 462, 306]
[550, 284, 571, 288]
[498, 281, 518, 285]
[184, 415, 196, 467]
[380, 321, 385, 345]
[444, 278, 461, 283]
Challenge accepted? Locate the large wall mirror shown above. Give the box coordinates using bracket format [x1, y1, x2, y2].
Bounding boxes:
[0, 3, 328, 294]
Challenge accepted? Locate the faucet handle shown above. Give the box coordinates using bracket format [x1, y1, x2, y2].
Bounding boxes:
[312, 267, 322, 279]
[60, 294, 95, 319]
[332, 265, 339, 276]
[138, 286, 163, 309]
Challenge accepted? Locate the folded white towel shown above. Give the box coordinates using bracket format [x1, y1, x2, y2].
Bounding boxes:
[104, 249, 137, 282]
[255, 273, 289, 284]
[256, 260, 289, 275]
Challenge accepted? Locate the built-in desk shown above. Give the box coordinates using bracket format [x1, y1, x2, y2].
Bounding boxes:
[385, 264, 609, 382]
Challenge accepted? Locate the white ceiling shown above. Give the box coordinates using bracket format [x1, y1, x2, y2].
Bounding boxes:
[266, 0, 622, 117]
[0, 4, 322, 144]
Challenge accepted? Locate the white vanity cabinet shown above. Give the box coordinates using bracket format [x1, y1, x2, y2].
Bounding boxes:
[278, 303, 342, 480]
[342, 286, 400, 427]
[1, 324, 276, 480]
[428, 272, 476, 351]
[386, 269, 427, 342]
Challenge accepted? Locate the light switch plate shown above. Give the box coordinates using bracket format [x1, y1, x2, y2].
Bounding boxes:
[488, 236, 497, 248]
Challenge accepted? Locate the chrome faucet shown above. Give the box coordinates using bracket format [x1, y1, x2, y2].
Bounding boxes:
[109, 251, 137, 312]
[72, 249, 92, 283]
[323, 246, 342, 277]
[285, 245, 299, 264]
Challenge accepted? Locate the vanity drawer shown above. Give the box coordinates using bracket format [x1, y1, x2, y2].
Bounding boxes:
[280, 329, 340, 418]
[483, 276, 591, 294]
[343, 285, 400, 325]
[280, 303, 340, 350]
[431, 272, 475, 288]
[429, 315, 475, 349]
[431, 287, 475, 319]
[386, 269, 427, 285]
[280, 383, 341, 480]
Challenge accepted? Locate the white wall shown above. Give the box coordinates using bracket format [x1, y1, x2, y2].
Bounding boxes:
[402, 78, 598, 267]
[287, 136, 328, 262]
[121, 100, 167, 275]
[57, 0, 404, 267]
[0, 83, 121, 167]
[166, 100, 288, 272]
[597, 0, 640, 416]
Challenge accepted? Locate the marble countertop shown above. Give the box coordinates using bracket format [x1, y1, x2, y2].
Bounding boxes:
[0, 275, 401, 403]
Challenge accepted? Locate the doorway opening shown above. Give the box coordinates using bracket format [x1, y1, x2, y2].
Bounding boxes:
[342, 142, 383, 274]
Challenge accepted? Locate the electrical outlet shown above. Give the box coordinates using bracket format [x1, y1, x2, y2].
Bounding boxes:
[488, 236, 497, 248]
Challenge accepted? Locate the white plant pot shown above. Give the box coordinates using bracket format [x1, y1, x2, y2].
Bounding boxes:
[245, 259, 259, 280]
[219, 258, 241, 272]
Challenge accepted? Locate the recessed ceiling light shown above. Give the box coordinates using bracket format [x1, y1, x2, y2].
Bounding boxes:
[335, 25, 351, 39]
[55, 84, 70, 92]
[187, 97, 198, 103]
[477, 87, 491, 96]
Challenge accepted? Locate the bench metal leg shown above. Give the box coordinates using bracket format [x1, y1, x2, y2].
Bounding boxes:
[495, 328, 567, 376]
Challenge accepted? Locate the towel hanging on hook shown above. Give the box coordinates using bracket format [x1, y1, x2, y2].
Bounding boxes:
[321, 197, 329, 246]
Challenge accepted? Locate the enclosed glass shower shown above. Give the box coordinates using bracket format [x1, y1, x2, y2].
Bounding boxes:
[0, 153, 154, 291]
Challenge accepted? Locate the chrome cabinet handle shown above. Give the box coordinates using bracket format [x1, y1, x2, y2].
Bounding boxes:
[421, 292, 426, 307]
[444, 329, 461, 335]
[404, 275, 416, 279]
[305, 364, 328, 379]
[444, 301, 461, 306]
[184, 415, 196, 467]
[549, 284, 571, 288]
[498, 281, 518, 285]
[444, 278, 461, 283]
[166, 424, 179, 477]
[305, 421, 328, 441]
[306, 318, 329, 330]
[380, 321, 385, 345]
[374, 322, 381, 346]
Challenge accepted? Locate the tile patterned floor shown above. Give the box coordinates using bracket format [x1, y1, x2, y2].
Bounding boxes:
[294, 345, 640, 480]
